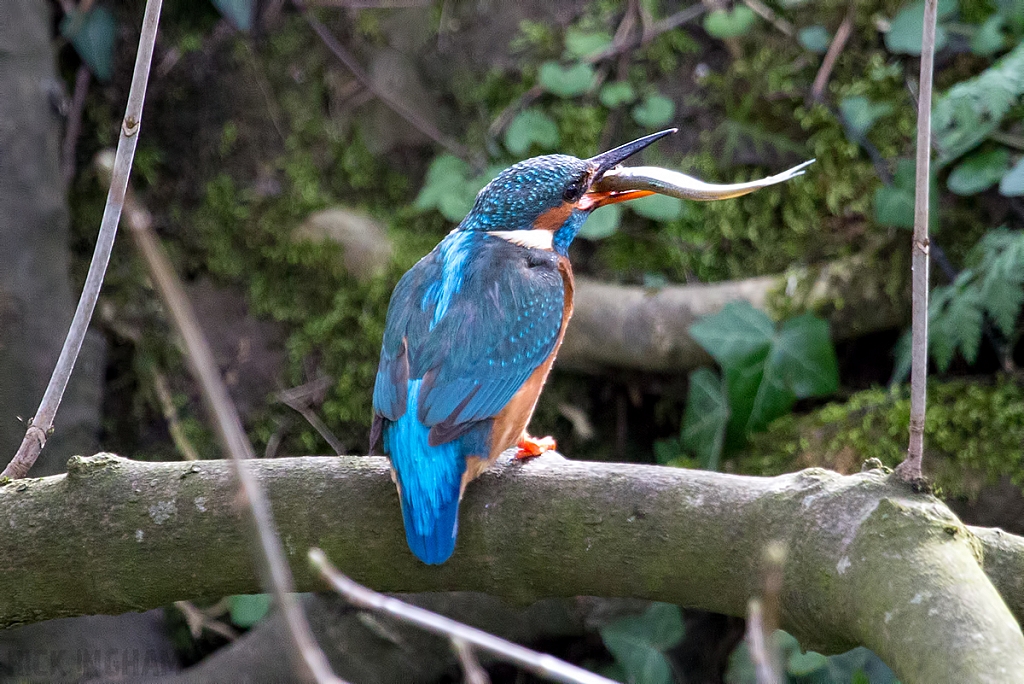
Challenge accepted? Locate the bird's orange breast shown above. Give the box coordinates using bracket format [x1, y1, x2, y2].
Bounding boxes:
[462, 256, 575, 485]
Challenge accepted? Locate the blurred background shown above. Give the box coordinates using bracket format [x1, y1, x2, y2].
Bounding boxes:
[1, 0, 1023, 681]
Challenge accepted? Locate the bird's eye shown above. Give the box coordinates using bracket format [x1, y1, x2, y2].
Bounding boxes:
[562, 179, 586, 203]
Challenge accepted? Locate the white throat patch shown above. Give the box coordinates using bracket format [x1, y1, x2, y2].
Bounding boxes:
[486, 229, 554, 251]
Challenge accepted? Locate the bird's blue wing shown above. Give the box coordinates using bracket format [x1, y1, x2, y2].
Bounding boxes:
[373, 232, 565, 440]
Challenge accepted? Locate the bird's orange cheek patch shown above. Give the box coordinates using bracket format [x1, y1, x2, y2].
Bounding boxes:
[533, 202, 574, 231]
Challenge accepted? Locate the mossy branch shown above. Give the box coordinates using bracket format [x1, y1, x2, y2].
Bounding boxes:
[560, 255, 907, 372]
[2, 454, 1022, 682]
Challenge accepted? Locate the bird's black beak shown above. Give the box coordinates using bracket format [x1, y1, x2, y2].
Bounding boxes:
[588, 128, 677, 178]
[581, 128, 676, 209]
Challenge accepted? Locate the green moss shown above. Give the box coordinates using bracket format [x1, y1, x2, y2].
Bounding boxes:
[738, 376, 1024, 499]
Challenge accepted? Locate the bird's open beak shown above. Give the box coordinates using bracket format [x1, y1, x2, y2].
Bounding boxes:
[581, 129, 677, 209]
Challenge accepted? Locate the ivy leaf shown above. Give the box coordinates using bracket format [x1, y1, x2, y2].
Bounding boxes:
[538, 61, 596, 98]
[414, 154, 470, 215]
[579, 203, 622, 239]
[970, 15, 1005, 56]
[703, 6, 758, 39]
[947, 147, 1010, 195]
[724, 347, 796, 443]
[60, 6, 117, 81]
[798, 25, 831, 53]
[999, 158, 1024, 197]
[600, 81, 637, 108]
[788, 649, 829, 675]
[631, 93, 676, 129]
[873, 185, 916, 228]
[884, 0, 956, 55]
[564, 28, 613, 59]
[630, 194, 683, 221]
[772, 315, 840, 398]
[211, 0, 255, 31]
[504, 108, 560, 155]
[839, 96, 894, 138]
[689, 301, 775, 368]
[681, 368, 729, 470]
[229, 594, 272, 628]
[600, 604, 684, 684]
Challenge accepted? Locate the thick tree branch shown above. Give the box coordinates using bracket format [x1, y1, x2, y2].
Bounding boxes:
[1, 454, 1021, 683]
[559, 256, 907, 372]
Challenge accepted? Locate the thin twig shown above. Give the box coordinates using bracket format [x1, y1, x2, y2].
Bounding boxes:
[174, 600, 240, 641]
[94, 154, 344, 684]
[3, 0, 164, 480]
[309, 548, 617, 684]
[294, 0, 471, 161]
[810, 5, 854, 103]
[452, 638, 491, 684]
[746, 600, 782, 684]
[741, 0, 794, 37]
[151, 368, 201, 461]
[276, 377, 346, 455]
[61, 65, 91, 185]
[897, 0, 939, 484]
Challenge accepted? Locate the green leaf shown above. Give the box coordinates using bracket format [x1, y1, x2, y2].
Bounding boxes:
[703, 6, 758, 39]
[630, 194, 683, 221]
[579, 203, 622, 239]
[631, 93, 676, 129]
[890, 329, 912, 386]
[788, 649, 829, 675]
[873, 158, 939, 230]
[947, 147, 1010, 195]
[885, 0, 956, 55]
[538, 61, 596, 98]
[681, 368, 729, 470]
[229, 593, 272, 627]
[873, 184, 916, 228]
[504, 108, 561, 155]
[839, 96, 894, 138]
[564, 28, 613, 59]
[60, 7, 117, 81]
[933, 41, 1024, 165]
[999, 158, 1024, 196]
[211, 0, 255, 31]
[724, 348, 796, 443]
[929, 280, 984, 369]
[600, 81, 637, 108]
[970, 15, 1005, 55]
[773, 315, 839, 398]
[798, 25, 832, 53]
[689, 301, 775, 368]
[600, 604, 685, 684]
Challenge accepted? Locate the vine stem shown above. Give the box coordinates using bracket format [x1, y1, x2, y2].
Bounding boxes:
[3, 0, 164, 480]
[897, 0, 939, 484]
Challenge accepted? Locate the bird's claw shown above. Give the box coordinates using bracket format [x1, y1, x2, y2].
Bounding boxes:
[515, 435, 557, 460]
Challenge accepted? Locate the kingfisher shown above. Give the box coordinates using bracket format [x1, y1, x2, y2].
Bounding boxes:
[369, 129, 676, 564]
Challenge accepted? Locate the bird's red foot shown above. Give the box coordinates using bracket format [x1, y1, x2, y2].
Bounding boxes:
[515, 435, 557, 460]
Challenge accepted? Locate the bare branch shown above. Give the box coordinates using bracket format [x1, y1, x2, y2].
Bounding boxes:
[809, 5, 854, 103]
[309, 548, 618, 684]
[93, 155, 343, 684]
[61, 65, 91, 185]
[276, 378, 346, 455]
[452, 638, 491, 684]
[3, 0, 164, 480]
[898, 0, 939, 484]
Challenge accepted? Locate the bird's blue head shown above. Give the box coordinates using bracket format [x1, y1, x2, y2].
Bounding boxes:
[458, 129, 676, 256]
